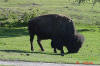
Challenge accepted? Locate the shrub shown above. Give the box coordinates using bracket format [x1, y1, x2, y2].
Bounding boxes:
[19, 8, 40, 26]
[0, 8, 40, 27]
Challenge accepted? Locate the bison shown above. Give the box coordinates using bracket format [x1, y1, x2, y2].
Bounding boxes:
[28, 14, 84, 56]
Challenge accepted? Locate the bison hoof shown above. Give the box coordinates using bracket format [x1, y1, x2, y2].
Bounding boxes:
[54, 51, 57, 53]
[42, 50, 44, 52]
[41, 49, 44, 51]
[31, 49, 34, 52]
[54, 50, 57, 53]
[61, 53, 64, 56]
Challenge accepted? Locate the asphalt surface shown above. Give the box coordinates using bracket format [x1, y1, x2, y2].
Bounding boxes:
[0, 60, 99, 66]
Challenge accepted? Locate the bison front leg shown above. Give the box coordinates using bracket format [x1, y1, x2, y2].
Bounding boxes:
[56, 40, 64, 56]
[60, 46, 64, 56]
[51, 39, 57, 53]
[54, 48, 57, 53]
[57, 43, 64, 56]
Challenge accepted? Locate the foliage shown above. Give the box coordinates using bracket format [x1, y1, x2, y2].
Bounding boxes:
[0, 0, 100, 27]
[19, 8, 40, 26]
[0, 8, 40, 27]
[76, 0, 100, 5]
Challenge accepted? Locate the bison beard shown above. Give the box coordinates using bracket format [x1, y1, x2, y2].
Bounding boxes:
[28, 14, 84, 56]
[51, 33, 84, 56]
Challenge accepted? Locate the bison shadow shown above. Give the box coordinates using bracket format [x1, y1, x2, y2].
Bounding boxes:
[77, 29, 96, 32]
[0, 50, 31, 53]
[0, 27, 28, 38]
[0, 50, 69, 56]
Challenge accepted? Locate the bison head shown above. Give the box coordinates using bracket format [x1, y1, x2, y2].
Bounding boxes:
[67, 33, 84, 53]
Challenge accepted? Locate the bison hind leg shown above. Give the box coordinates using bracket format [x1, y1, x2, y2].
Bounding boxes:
[29, 33, 34, 51]
[37, 37, 44, 51]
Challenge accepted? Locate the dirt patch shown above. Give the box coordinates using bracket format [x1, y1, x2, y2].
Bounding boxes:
[0, 60, 98, 66]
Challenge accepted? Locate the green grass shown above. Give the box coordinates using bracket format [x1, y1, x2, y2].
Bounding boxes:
[0, 26, 100, 64]
[0, 0, 100, 26]
[0, 0, 100, 65]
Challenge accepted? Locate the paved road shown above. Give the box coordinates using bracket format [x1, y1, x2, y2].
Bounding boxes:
[0, 60, 99, 66]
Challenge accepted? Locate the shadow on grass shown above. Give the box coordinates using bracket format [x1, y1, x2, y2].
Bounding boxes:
[77, 29, 96, 32]
[0, 49, 76, 56]
[0, 50, 62, 56]
[0, 27, 28, 38]
[0, 50, 31, 53]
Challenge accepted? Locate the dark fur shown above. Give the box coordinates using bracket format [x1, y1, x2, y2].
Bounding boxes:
[28, 14, 84, 56]
[51, 33, 84, 54]
[67, 33, 84, 53]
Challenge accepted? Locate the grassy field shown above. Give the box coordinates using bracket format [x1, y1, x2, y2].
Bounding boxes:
[0, 0, 100, 65]
[0, 0, 100, 26]
[0, 26, 100, 64]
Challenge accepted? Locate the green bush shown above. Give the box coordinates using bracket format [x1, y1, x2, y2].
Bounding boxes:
[19, 8, 40, 26]
[0, 8, 40, 27]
